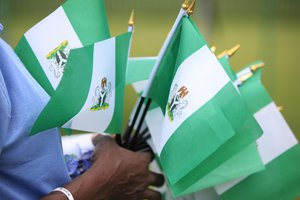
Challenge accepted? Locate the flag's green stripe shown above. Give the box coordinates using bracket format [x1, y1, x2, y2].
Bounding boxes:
[105, 32, 131, 133]
[170, 114, 262, 197]
[63, 0, 110, 45]
[15, 36, 54, 95]
[126, 58, 155, 85]
[188, 17, 207, 45]
[160, 82, 262, 188]
[176, 17, 206, 67]
[148, 19, 181, 110]
[219, 56, 237, 81]
[149, 17, 206, 113]
[177, 143, 265, 197]
[30, 45, 94, 135]
[221, 144, 300, 200]
[239, 69, 273, 114]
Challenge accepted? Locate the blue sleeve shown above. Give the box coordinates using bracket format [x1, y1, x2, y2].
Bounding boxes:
[0, 69, 11, 153]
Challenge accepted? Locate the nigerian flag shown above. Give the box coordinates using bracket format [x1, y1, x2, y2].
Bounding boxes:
[126, 57, 156, 85]
[218, 54, 237, 81]
[146, 16, 262, 197]
[216, 65, 300, 200]
[126, 57, 156, 95]
[30, 32, 131, 135]
[15, 0, 110, 96]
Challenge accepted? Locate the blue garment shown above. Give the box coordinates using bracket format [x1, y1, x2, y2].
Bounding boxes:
[0, 38, 71, 199]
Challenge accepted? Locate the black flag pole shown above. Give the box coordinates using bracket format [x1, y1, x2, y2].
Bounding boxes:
[125, 1, 193, 150]
[116, 9, 141, 147]
[128, 98, 152, 149]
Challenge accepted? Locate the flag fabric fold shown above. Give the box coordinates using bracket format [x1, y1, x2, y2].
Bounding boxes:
[30, 32, 132, 135]
[216, 67, 300, 200]
[218, 55, 237, 81]
[145, 16, 262, 197]
[126, 57, 156, 85]
[15, 0, 110, 95]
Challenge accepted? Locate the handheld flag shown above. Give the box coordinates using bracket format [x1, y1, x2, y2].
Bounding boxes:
[217, 45, 241, 81]
[30, 32, 132, 135]
[216, 64, 300, 200]
[146, 15, 262, 197]
[15, 0, 110, 95]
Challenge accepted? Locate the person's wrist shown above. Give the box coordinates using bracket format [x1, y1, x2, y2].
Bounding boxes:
[63, 163, 109, 200]
[53, 187, 74, 200]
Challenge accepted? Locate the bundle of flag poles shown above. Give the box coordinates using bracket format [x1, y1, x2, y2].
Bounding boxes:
[10, 0, 300, 199]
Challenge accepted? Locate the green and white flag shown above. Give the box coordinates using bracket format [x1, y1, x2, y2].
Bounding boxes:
[145, 16, 262, 197]
[30, 32, 131, 135]
[126, 57, 156, 86]
[126, 57, 156, 96]
[216, 67, 300, 200]
[126, 56, 264, 198]
[218, 54, 237, 81]
[149, 155, 219, 200]
[144, 60, 264, 196]
[15, 0, 110, 95]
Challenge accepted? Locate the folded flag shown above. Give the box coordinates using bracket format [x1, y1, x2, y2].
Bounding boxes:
[126, 57, 156, 98]
[146, 16, 262, 197]
[30, 32, 132, 135]
[216, 64, 300, 200]
[148, 155, 220, 200]
[15, 0, 110, 95]
[218, 54, 237, 81]
[126, 57, 156, 85]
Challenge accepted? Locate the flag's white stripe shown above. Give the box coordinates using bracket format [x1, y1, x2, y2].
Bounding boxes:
[157, 45, 230, 155]
[131, 80, 147, 93]
[145, 107, 164, 154]
[215, 101, 297, 194]
[63, 38, 116, 133]
[255, 102, 298, 164]
[24, 7, 83, 89]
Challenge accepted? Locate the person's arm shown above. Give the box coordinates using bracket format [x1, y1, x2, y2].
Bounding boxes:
[41, 136, 164, 200]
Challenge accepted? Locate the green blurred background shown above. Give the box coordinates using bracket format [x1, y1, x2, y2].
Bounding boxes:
[1, 0, 299, 139]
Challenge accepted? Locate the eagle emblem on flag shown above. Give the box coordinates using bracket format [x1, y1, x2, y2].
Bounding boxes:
[90, 77, 111, 111]
[166, 84, 189, 122]
[46, 40, 70, 78]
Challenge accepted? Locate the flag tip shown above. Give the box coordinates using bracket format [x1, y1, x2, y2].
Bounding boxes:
[217, 44, 240, 58]
[227, 44, 241, 57]
[210, 46, 217, 53]
[182, 0, 190, 10]
[217, 50, 227, 59]
[250, 62, 265, 71]
[128, 9, 135, 26]
[187, 0, 196, 15]
[239, 72, 253, 83]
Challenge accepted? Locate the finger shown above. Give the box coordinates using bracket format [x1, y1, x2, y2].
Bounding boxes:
[94, 135, 116, 148]
[92, 134, 106, 146]
[136, 151, 154, 163]
[141, 189, 162, 200]
[147, 172, 165, 187]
